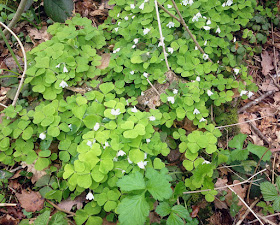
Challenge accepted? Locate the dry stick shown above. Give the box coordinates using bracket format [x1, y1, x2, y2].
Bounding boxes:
[146, 78, 160, 96]
[170, 0, 212, 63]
[0, 203, 17, 207]
[0, 22, 27, 106]
[215, 116, 267, 129]
[2, 0, 29, 37]
[269, 74, 280, 90]
[245, 118, 270, 145]
[46, 199, 76, 216]
[235, 198, 259, 225]
[183, 169, 266, 194]
[0, 103, 8, 108]
[238, 90, 275, 113]
[228, 186, 264, 225]
[248, 213, 280, 224]
[154, 0, 170, 71]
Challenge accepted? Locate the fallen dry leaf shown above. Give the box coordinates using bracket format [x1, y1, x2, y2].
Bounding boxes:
[261, 51, 274, 76]
[259, 79, 279, 92]
[225, 180, 247, 209]
[21, 161, 47, 184]
[16, 190, 44, 212]
[0, 215, 19, 225]
[97, 53, 110, 70]
[26, 26, 51, 44]
[214, 178, 228, 209]
[57, 195, 84, 212]
[250, 134, 264, 146]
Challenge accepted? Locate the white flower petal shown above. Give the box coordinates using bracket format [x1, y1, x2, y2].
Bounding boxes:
[203, 26, 211, 30]
[207, 90, 213, 96]
[130, 4, 135, 9]
[143, 28, 151, 35]
[199, 118, 206, 122]
[149, 116, 156, 121]
[167, 96, 175, 104]
[137, 161, 148, 169]
[203, 53, 209, 60]
[39, 133, 46, 140]
[143, 72, 149, 78]
[247, 91, 254, 98]
[139, 2, 145, 10]
[233, 68, 239, 75]
[216, 27, 221, 34]
[166, 21, 175, 28]
[131, 106, 138, 113]
[196, 76, 200, 82]
[111, 108, 121, 116]
[94, 123, 100, 131]
[124, 16, 129, 20]
[167, 4, 172, 8]
[240, 90, 248, 96]
[173, 89, 178, 95]
[133, 38, 139, 44]
[167, 47, 174, 54]
[86, 192, 94, 200]
[59, 80, 68, 88]
[117, 150, 126, 157]
[146, 138, 151, 143]
[193, 108, 200, 114]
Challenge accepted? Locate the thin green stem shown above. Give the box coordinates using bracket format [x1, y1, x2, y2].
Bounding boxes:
[0, 27, 23, 71]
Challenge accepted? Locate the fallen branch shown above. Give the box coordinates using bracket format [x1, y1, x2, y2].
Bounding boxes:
[0, 203, 17, 207]
[245, 118, 270, 146]
[235, 198, 259, 225]
[46, 199, 76, 216]
[238, 90, 275, 113]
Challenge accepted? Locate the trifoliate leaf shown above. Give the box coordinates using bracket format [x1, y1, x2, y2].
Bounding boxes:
[117, 171, 146, 192]
[117, 194, 149, 225]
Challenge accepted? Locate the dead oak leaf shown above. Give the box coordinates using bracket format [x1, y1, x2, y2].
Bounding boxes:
[261, 51, 274, 76]
[57, 195, 84, 212]
[16, 190, 44, 212]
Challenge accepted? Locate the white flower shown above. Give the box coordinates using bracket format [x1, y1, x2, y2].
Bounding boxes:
[146, 138, 151, 143]
[144, 101, 149, 105]
[132, 45, 136, 49]
[141, 91, 145, 96]
[59, 80, 68, 88]
[39, 133, 46, 140]
[130, 4, 135, 9]
[182, 0, 193, 6]
[111, 108, 121, 116]
[113, 47, 120, 53]
[118, 22, 121, 25]
[86, 192, 94, 201]
[167, 96, 175, 104]
[56, 63, 61, 68]
[233, 68, 239, 75]
[189, 0, 194, 5]
[233, 37, 236, 42]
[193, 108, 200, 114]
[127, 157, 133, 164]
[144, 153, 147, 159]
[225, 0, 233, 6]
[203, 26, 211, 30]
[240, 90, 248, 96]
[117, 13, 120, 17]
[144, 0, 149, 2]
[222, 2, 226, 7]
[87, 141, 93, 147]
[132, 15, 135, 19]
[131, 106, 138, 113]
[196, 76, 200, 82]
[139, 2, 145, 10]
[68, 124, 73, 131]
[204, 40, 207, 46]
[113, 157, 118, 162]
[103, 141, 110, 149]
[130, 70, 135, 75]
[143, 28, 151, 35]
[121, 170, 126, 174]
[203, 53, 209, 60]
[143, 72, 149, 78]
[192, 12, 202, 22]
[94, 123, 100, 131]
[133, 38, 139, 44]
[114, 27, 119, 32]
[63, 65, 68, 73]
[149, 116, 156, 121]
[195, 46, 198, 50]
[247, 91, 254, 98]
[167, 47, 174, 54]
[124, 16, 129, 20]
[199, 118, 206, 122]
[207, 90, 213, 96]
[173, 89, 178, 95]
[117, 150, 126, 157]
[137, 161, 148, 169]
[167, 4, 172, 8]
[166, 21, 175, 28]
[216, 27, 221, 34]
[202, 160, 211, 164]
[206, 19, 211, 25]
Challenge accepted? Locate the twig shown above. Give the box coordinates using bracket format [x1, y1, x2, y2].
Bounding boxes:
[9, 166, 23, 173]
[255, 214, 277, 225]
[238, 90, 275, 113]
[46, 199, 76, 216]
[154, 0, 170, 70]
[248, 213, 280, 224]
[235, 198, 259, 225]
[269, 74, 280, 90]
[0, 203, 17, 207]
[2, 0, 29, 37]
[215, 116, 267, 129]
[228, 186, 264, 225]
[183, 169, 266, 194]
[245, 118, 270, 146]
[0, 22, 27, 106]
[146, 78, 160, 96]
[272, 153, 276, 184]
[170, 0, 212, 63]
[271, 23, 279, 78]
[0, 103, 8, 108]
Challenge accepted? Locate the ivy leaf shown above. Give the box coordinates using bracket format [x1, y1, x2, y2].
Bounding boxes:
[44, 0, 73, 22]
[260, 182, 278, 201]
[146, 168, 172, 201]
[117, 194, 149, 225]
[117, 172, 146, 192]
[228, 133, 247, 150]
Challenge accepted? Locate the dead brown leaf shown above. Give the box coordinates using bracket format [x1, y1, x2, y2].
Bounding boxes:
[16, 190, 44, 212]
[214, 178, 228, 209]
[259, 79, 279, 92]
[57, 195, 84, 212]
[0, 215, 19, 225]
[261, 51, 274, 76]
[97, 53, 110, 70]
[225, 180, 247, 209]
[21, 161, 47, 184]
[26, 26, 51, 44]
[250, 134, 264, 146]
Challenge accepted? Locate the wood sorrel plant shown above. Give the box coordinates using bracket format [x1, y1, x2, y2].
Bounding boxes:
[0, 0, 274, 224]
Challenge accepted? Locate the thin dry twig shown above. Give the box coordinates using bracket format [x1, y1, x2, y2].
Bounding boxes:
[235, 198, 259, 225]
[154, 0, 170, 71]
[0, 103, 8, 108]
[0, 203, 17, 207]
[248, 213, 280, 224]
[228, 186, 264, 225]
[215, 116, 267, 129]
[238, 90, 275, 113]
[146, 78, 160, 96]
[183, 169, 266, 194]
[0, 22, 27, 107]
[245, 118, 270, 146]
[46, 199, 76, 216]
[271, 23, 279, 78]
